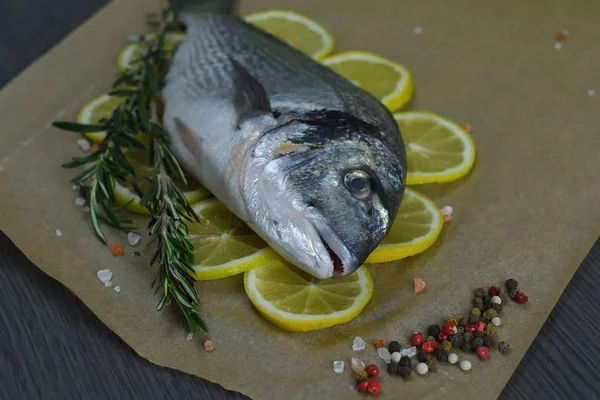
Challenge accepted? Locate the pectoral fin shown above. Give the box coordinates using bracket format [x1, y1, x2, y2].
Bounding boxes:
[229, 58, 272, 127]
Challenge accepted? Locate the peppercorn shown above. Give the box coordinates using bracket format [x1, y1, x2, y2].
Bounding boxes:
[507, 287, 517, 299]
[427, 324, 441, 338]
[471, 308, 481, 316]
[399, 355, 411, 367]
[355, 370, 369, 382]
[436, 349, 449, 362]
[367, 381, 381, 395]
[425, 335, 436, 342]
[397, 365, 412, 378]
[505, 279, 518, 291]
[388, 341, 402, 354]
[488, 285, 501, 297]
[472, 337, 484, 350]
[498, 341, 510, 353]
[437, 332, 449, 342]
[473, 297, 484, 311]
[483, 309, 497, 320]
[426, 358, 436, 371]
[485, 324, 497, 338]
[387, 361, 399, 374]
[482, 295, 491, 308]
[515, 291, 529, 304]
[475, 321, 486, 333]
[474, 331, 485, 339]
[463, 332, 474, 343]
[440, 340, 452, 352]
[446, 316, 458, 325]
[492, 303, 503, 314]
[450, 334, 464, 348]
[461, 342, 473, 352]
[417, 350, 429, 363]
[422, 340, 439, 353]
[366, 364, 379, 377]
[456, 326, 464, 335]
[474, 287, 485, 298]
[371, 339, 384, 349]
[458, 317, 467, 327]
[468, 314, 480, 324]
[410, 332, 423, 347]
[464, 324, 476, 333]
[482, 335, 493, 348]
[357, 381, 369, 393]
[476, 346, 490, 360]
[479, 316, 489, 323]
[491, 295, 502, 305]
[442, 322, 457, 336]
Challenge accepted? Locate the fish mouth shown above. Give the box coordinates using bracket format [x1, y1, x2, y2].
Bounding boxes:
[305, 206, 359, 278]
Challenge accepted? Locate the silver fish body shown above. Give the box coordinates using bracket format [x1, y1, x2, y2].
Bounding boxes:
[163, 1, 407, 279]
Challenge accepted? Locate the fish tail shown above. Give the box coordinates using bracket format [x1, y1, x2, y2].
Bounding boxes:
[171, 0, 237, 24]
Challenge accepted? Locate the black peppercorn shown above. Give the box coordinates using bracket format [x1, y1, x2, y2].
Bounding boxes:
[473, 297, 484, 311]
[388, 341, 402, 354]
[399, 355, 411, 367]
[427, 324, 441, 338]
[505, 279, 518, 290]
[508, 287, 517, 298]
[456, 326, 464, 335]
[492, 303, 503, 314]
[482, 295, 491, 308]
[436, 349, 449, 362]
[498, 341, 510, 353]
[479, 316, 489, 323]
[468, 314, 480, 324]
[474, 331, 485, 339]
[397, 365, 412, 378]
[474, 287, 485, 298]
[387, 361, 399, 374]
[461, 342, 473, 352]
[417, 350, 428, 363]
[450, 334, 464, 348]
[463, 332, 474, 343]
[459, 318, 467, 327]
[472, 337, 484, 349]
[482, 335, 494, 348]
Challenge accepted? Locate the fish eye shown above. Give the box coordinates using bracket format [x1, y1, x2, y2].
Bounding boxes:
[344, 170, 372, 198]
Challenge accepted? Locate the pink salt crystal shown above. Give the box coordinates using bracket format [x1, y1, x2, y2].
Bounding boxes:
[443, 214, 452, 224]
[203, 340, 215, 352]
[414, 277, 426, 293]
[351, 357, 366, 373]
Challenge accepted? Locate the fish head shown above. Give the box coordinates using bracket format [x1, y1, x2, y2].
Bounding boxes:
[245, 110, 406, 279]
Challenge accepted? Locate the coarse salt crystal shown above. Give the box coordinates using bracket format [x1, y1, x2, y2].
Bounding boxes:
[72, 184, 80, 191]
[186, 332, 194, 341]
[55, 229, 63, 237]
[97, 269, 112, 284]
[104, 281, 112, 288]
[561, 29, 570, 37]
[400, 346, 418, 358]
[587, 89, 595, 97]
[74, 196, 86, 207]
[351, 357, 365, 373]
[77, 138, 91, 152]
[352, 336, 366, 351]
[554, 42, 562, 50]
[333, 360, 345, 373]
[82, 206, 90, 213]
[413, 26, 424, 35]
[441, 205, 453, 216]
[377, 347, 391, 364]
[128, 232, 142, 246]
[114, 286, 121, 293]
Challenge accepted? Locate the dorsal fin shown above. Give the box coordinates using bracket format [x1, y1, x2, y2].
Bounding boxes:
[229, 57, 272, 126]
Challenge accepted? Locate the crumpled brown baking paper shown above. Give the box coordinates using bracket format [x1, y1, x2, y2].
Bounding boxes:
[1, 0, 599, 398]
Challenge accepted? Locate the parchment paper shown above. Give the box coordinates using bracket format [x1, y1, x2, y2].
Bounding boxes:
[1, 0, 599, 398]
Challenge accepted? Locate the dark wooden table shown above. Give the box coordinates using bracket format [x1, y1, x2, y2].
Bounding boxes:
[1, 1, 599, 399]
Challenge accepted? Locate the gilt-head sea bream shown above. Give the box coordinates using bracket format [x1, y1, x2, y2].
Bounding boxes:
[162, 0, 407, 279]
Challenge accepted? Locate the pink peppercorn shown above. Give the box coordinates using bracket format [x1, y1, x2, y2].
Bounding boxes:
[442, 322, 456, 336]
[475, 321, 486, 333]
[488, 285, 501, 297]
[422, 340, 439, 353]
[515, 291, 529, 304]
[437, 332, 449, 341]
[476, 346, 490, 360]
[464, 324, 476, 333]
[410, 332, 423, 346]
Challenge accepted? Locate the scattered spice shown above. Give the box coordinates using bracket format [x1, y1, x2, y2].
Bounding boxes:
[450, 334, 463, 349]
[463, 332, 474, 343]
[391, 352, 401, 363]
[485, 324, 497, 338]
[498, 341, 510, 353]
[456, 326, 464, 335]
[473, 297, 484, 311]
[440, 340, 452, 352]
[413, 26, 424, 35]
[491, 317, 501, 327]
[414, 277, 426, 293]
[587, 89, 595, 97]
[472, 338, 484, 350]
[507, 287, 518, 298]
[491, 295, 502, 305]
[77, 138, 91, 152]
[400, 346, 417, 358]
[555, 31, 567, 42]
[505, 279, 518, 290]
[474, 331, 485, 339]
[492, 303, 503, 314]
[488, 285, 501, 296]
[128, 232, 142, 246]
[443, 214, 452, 224]
[410, 332, 424, 347]
[448, 353, 459, 364]
[114, 285, 121, 293]
[356, 370, 369, 382]
[475, 321, 486, 333]
[351, 357, 366, 373]
[417, 350, 428, 363]
[468, 314, 480, 324]
[111, 243, 124, 256]
[376, 347, 391, 363]
[442, 322, 457, 335]
[357, 381, 369, 393]
[366, 364, 379, 377]
[203, 340, 215, 352]
[55, 229, 63, 237]
[186, 332, 193, 341]
[482, 295, 491, 308]
[371, 339, 384, 349]
[476, 346, 489, 360]
[387, 361, 399, 374]
[446, 316, 458, 325]
[426, 358, 436, 371]
[474, 287, 485, 298]
[471, 308, 481, 316]
[97, 269, 112, 284]
[437, 332, 449, 341]
[459, 360, 472, 371]
[461, 342, 473, 352]
[74, 196, 86, 207]
[425, 335, 435, 342]
[104, 281, 112, 288]
[515, 291, 529, 304]
[464, 324, 476, 333]
[367, 381, 381, 395]
[461, 122, 472, 133]
[422, 340, 439, 353]
[482, 335, 493, 348]
[388, 341, 402, 354]
[416, 362, 429, 375]
[483, 309, 497, 320]
[436, 349, 449, 362]
[427, 324, 441, 338]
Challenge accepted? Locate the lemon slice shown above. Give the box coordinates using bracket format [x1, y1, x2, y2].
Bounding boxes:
[395, 111, 476, 185]
[366, 188, 443, 263]
[245, 10, 334, 61]
[76, 93, 126, 143]
[113, 144, 211, 215]
[322, 51, 414, 112]
[188, 199, 278, 280]
[244, 259, 373, 331]
[117, 32, 185, 72]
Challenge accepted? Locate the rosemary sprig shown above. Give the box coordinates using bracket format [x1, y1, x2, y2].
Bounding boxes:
[53, 2, 208, 333]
